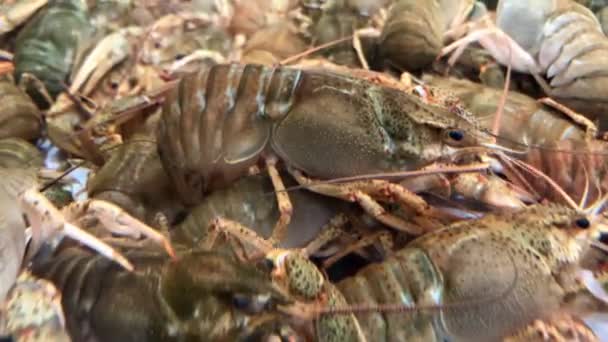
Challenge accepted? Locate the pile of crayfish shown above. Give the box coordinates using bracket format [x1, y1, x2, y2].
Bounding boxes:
[1, 0, 608, 341]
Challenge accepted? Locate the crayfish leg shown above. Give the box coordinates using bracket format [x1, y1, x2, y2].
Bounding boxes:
[504, 313, 598, 342]
[204, 217, 274, 255]
[538, 97, 598, 140]
[301, 213, 349, 257]
[321, 230, 394, 270]
[288, 168, 432, 235]
[265, 156, 293, 245]
[352, 28, 380, 70]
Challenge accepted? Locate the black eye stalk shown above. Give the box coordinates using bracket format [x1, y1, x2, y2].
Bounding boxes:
[232, 294, 251, 310]
[232, 293, 272, 313]
[263, 258, 275, 270]
[600, 232, 608, 244]
[448, 130, 464, 142]
[575, 217, 591, 229]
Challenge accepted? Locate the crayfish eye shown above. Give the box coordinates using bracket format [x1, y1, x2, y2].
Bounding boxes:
[574, 217, 591, 229]
[232, 294, 271, 313]
[448, 130, 464, 141]
[232, 294, 251, 309]
[263, 258, 275, 270]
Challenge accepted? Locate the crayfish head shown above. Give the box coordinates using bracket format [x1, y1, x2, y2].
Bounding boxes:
[499, 204, 602, 267]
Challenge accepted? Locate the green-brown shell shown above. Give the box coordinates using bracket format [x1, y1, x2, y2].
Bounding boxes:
[315, 284, 361, 342]
[285, 253, 325, 300]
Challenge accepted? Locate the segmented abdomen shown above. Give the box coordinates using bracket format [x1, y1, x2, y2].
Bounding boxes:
[0, 79, 42, 141]
[31, 248, 174, 342]
[0, 138, 43, 169]
[379, 0, 444, 70]
[336, 247, 445, 341]
[499, 0, 608, 126]
[157, 63, 302, 205]
[333, 230, 564, 341]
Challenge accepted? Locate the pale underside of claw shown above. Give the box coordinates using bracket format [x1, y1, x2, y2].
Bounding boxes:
[165, 49, 227, 75]
[47, 27, 144, 117]
[74, 27, 144, 96]
[19, 187, 176, 272]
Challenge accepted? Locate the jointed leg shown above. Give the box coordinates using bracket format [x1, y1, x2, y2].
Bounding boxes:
[538, 97, 598, 140]
[352, 28, 380, 70]
[301, 214, 349, 257]
[321, 230, 394, 270]
[265, 156, 293, 245]
[205, 217, 274, 254]
[504, 313, 597, 342]
[288, 168, 435, 235]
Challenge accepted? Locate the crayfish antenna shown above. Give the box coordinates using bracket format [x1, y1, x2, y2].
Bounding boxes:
[277, 163, 490, 192]
[278, 36, 353, 66]
[584, 191, 608, 221]
[491, 44, 513, 140]
[499, 154, 579, 210]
